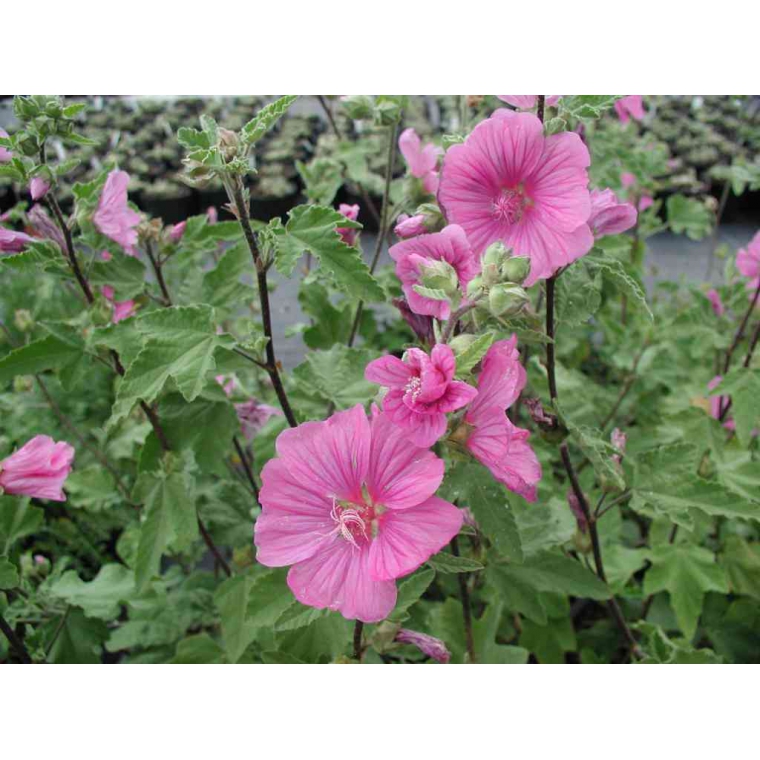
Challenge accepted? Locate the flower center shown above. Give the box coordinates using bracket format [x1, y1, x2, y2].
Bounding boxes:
[492, 188, 528, 224]
[329, 497, 386, 550]
[404, 375, 423, 403]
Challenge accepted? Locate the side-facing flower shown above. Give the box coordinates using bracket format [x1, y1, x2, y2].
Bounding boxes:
[615, 96, 646, 124]
[437, 109, 593, 286]
[392, 297, 435, 345]
[255, 405, 463, 623]
[736, 231, 760, 296]
[28, 205, 66, 251]
[399, 128, 442, 194]
[30, 178, 50, 201]
[394, 213, 427, 239]
[0, 225, 35, 254]
[451, 336, 541, 501]
[93, 170, 141, 255]
[706, 289, 725, 317]
[235, 399, 282, 441]
[395, 629, 451, 663]
[390, 224, 479, 320]
[0, 435, 74, 502]
[497, 96, 561, 110]
[588, 189, 637, 238]
[365, 344, 478, 447]
[336, 203, 360, 246]
[169, 221, 187, 242]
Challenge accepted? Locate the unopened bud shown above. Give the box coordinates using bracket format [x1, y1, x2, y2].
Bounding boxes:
[218, 128, 239, 161]
[14, 309, 34, 332]
[340, 95, 375, 120]
[501, 256, 531, 285]
[483, 241, 509, 269]
[395, 629, 451, 664]
[419, 259, 459, 295]
[488, 283, 529, 317]
[466, 275, 484, 299]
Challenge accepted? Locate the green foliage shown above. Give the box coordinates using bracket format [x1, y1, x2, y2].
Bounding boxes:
[666, 194, 713, 240]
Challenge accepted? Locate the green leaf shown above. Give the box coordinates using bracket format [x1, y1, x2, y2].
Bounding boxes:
[0, 558, 19, 590]
[720, 536, 760, 600]
[241, 95, 298, 146]
[561, 95, 621, 119]
[46, 609, 108, 664]
[427, 552, 484, 573]
[587, 252, 653, 321]
[520, 615, 577, 664]
[454, 333, 495, 378]
[272, 205, 383, 302]
[0, 499, 44, 555]
[245, 568, 293, 628]
[296, 157, 344, 207]
[87, 250, 147, 300]
[643, 544, 728, 640]
[412, 285, 449, 301]
[201, 241, 256, 316]
[389, 567, 435, 622]
[49, 564, 136, 620]
[0, 336, 80, 384]
[708, 368, 760, 447]
[565, 420, 626, 493]
[298, 279, 352, 349]
[171, 633, 227, 664]
[555, 260, 602, 326]
[132, 457, 197, 591]
[666, 194, 713, 240]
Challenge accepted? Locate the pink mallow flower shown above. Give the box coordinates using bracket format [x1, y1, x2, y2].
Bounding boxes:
[0, 435, 74, 502]
[28, 205, 66, 251]
[497, 96, 561, 110]
[207, 206, 218, 224]
[615, 96, 646, 124]
[638, 195, 654, 212]
[588, 189, 637, 238]
[99, 251, 137, 323]
[30, 178, 50, 201]
[437, 109, 593, 287]
[395, 629, 451, 663]
[399, 128, 442, 195]
[736, 231, 760, 297]
[0, 128, 11, 162]
[365, 344, 478, 448]
[254, 405, 463, 623]
[0, 226, 35, 254]
[169, 221, 186, 242]
[235, 399, 282, 441]
[389, 224, 479, 320]
[337, 203, 360, 246]
[93, 170, 141, 255]
[707, 376, 736, 431]
[706, 289, 725, 317]
[451, 336, 541, 501]
[395, 213, 427, 239]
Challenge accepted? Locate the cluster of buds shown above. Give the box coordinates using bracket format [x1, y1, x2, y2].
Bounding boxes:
[468, 242, 531, 318]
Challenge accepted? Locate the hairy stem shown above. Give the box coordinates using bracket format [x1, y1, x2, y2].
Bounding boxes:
[451, 536, 476, 662]
[0, 612, 32, 664]
[233, 436, 260, 501]
[145, 240, 173, 306]
[229, 179, 298, 428]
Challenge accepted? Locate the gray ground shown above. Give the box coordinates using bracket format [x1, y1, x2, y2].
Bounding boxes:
[270, 224, 758, 370]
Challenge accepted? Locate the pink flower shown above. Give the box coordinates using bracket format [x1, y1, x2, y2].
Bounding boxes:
[255, 405, 463, 623]
[706, 289, 725, 317]
[389, 224, 479, 320]
[235, 399, 282, 441]
[438, 109, 593, 287]
[215, 375, 237, 397]
[336, 203, 360, 246]
[0, 128, 11, 163]
[392, 297, 434, 345]
[99, 251, 137, 323]
[497, 96, 561, 110]
[365, 344, 478, 447]
[0, 435, 74, 502]
[169, 221, 186, 242]
[588, 189, 637, 238]
[453, 337, 541, 501]
[395, 213, 427, 239]
[620, 172, 637, 189]
[0, 226, 35, 254]
[736, 232, 760, 296]
[395, 629, 451, 663]
[399, 128, 442, 195]
[93, 170, 141, 255]
[638, 195, 654, 212]
[30, 178, 50, 201]
[615, 96, 646, 124]
[707, 376, 736, 431]
[207, 206, 218, 224]
[28, 205, 66, 251]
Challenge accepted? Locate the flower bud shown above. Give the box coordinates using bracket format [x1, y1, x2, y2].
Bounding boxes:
[395, 214, 427, 239]
[395, 629, 451, 664]
[466, 275, 484, 299]
[218, 128, 239, 161]
[340, 95, 374, 120]
[14, 309, 34, 332]
[488, 283, 529, 317]
[501, 256, 531, 285]
[30, 177, 50, 201]
[483, 241, 509, 269]
[419, 259, 459, 295]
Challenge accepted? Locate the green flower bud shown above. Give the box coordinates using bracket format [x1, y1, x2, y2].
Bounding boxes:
[466, 275, 484, 299]
[483, 241, 510, 269]
[482, 261, 502, 287]
[501, 256, 531, 285]
[416, 202, 444, 231]
[488, 283, 530, 317]
[341, 95, 375, 120]
[419, 259, 459, 295]
[13, 309, 34, 333]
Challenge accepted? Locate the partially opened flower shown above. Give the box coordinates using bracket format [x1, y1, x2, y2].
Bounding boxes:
[235, 399, 282, 441]
[389, 224, 479, 320]
[169, 221, 187, 242]
[365, 344, 478, 447]
[0, 128, 11, 163]
[93, 170, 141, 255]
[0, 435, 74, 502]
[395, 213, 427, 239]
[255, 405, 463, 623]
[438, 109, 593, 286]
[706, 289, 725, 317]
[392, 297, 435, 345]
[0, 225, 35, 254]
[736, 231, 760, 296]
[30, 178, 50, 201]
[615, 96, 646, 124]
[399, 128, 442, 194]
[450, 336, 541, 501]
[497, 96, 561, 110]
[28, 205, 66, 251]
[336, 203, 360, 246]
[395, 629, 451, 663]
[588, 189, 637, 238]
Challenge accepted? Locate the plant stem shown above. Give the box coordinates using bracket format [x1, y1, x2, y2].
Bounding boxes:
[598, 342, 648, 431]
[353, 620, 364, 661]
[451, 536, 476, 663]
[45, 605, 71, 659]
[233, 436, 260, 501]
[0, 612, 32, 664]
[346, 122, 398, 349]
[705, 180, 731, 279]
[536, 95, 545, 124]
[545, 276, 558, 399]
[229, 179, 298, 429]
[145, 240, 172, 306]
[198, 518, 232, 577]
[441, 301, 478, 344]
